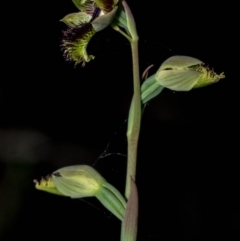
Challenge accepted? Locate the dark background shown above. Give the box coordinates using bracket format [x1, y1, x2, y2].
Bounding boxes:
[0, 0, 238, 240]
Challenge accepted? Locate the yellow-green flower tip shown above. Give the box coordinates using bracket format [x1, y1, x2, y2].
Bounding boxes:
[192, 65, 225, 88]
[33, 176, 63, 196]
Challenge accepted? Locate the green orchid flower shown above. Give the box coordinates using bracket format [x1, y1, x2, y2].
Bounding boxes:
[61, 0, 119, 66]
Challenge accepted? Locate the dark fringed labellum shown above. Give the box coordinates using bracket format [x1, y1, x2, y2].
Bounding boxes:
[61, 23, 96, 66]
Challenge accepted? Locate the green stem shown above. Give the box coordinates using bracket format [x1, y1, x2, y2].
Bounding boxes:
[122, 1, 141, 200]
[125, 39, 141, 199]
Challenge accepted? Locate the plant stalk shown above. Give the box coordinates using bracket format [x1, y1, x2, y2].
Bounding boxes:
[123, 1, 141, 200]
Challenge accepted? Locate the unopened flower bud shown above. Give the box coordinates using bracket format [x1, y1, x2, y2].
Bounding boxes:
[141, 55, 225, 103]
[34, 165, 126, 220]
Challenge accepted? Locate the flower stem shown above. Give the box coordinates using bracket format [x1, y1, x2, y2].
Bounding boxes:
[125, 39, 141, 199]
[111, 23, 132, 41]
[122, 1, 141, 200]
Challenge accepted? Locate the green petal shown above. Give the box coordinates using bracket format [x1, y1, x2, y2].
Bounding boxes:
[61, 23, 96, 66]
[60, 12, 92, 27]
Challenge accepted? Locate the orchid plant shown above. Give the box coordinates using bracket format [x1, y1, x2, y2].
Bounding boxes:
[34, 0, 225, 240]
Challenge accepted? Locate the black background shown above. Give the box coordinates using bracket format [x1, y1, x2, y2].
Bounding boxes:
[0, 1, 239, 240]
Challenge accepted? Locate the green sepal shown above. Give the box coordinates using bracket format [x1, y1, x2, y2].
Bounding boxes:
[96, 182, 126, 221]
[103, 182, 127, 209]
[72, 0, 94, 12]
[60, 12, 91, 27]
[141, 74, 165, 103]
